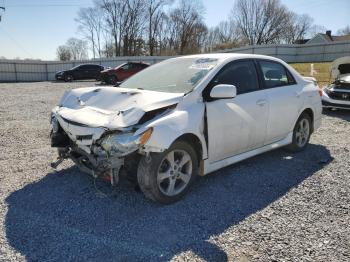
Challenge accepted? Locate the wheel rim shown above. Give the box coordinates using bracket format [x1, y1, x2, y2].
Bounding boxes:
[295, 118, 310, 147]
[157, 149, 193, 197]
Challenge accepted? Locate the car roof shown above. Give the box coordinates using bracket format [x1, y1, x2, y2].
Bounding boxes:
[78, 63, 102, 66]
[174, 53, 285, 63]
[127, 61, 150, 65]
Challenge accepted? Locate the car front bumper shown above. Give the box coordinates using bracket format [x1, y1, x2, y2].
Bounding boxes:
[55, 75, 64, 80]
[322, 92, 350, 110]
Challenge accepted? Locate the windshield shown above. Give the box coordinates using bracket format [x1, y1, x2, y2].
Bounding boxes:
[119, 57, 219, 93]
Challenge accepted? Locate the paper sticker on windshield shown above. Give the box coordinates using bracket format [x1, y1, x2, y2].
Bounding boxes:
[190, 58, 218, 70]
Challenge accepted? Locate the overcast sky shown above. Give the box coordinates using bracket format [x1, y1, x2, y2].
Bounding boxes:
[0, 0, 349, 60]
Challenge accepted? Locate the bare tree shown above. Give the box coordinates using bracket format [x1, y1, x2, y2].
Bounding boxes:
[167, 0, 207, 54]
[56, 45, 72, 61]
[144, 0, 173, 55]
[337, 25, 350, 35]
[123, 0, 147, 56]
[100, 0, 129, 56]
[66, 38, 88, 60]
[307, 24, 327, 38]
[283, 13, 313, 43]
[76, 4, 104, 58]
[232, 0, 292, 45]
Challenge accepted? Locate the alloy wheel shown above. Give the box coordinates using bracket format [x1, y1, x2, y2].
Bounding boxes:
[157, 149, 193, 197]
[295, 118, 310, 147]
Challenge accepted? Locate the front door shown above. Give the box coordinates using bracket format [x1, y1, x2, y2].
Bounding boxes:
[118, 63, 134, 81]
[205, 60, 269, 163]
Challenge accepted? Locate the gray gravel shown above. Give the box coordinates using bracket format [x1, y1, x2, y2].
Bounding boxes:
[0, 81, 349, 262]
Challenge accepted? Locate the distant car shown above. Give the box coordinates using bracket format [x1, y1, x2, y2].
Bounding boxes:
[55, 64, 105, 82]
[100, 62, 149, 84]
[322, 56, 350, 110]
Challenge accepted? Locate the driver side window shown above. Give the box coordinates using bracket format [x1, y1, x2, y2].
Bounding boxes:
[204, 60, 259, 100]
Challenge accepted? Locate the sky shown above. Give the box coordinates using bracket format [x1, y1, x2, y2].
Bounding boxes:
[0, 0, 349, 60]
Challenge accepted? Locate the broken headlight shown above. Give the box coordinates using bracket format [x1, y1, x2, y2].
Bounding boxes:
[101, 128, 153, 157]
[51, 115, 59, 133]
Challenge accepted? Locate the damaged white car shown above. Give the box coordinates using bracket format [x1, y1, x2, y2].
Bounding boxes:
[50, 54, 322, 204]
[322, 56, 350, 110]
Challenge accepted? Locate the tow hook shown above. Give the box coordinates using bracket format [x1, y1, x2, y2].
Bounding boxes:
[50, 157, 65, 169]
[50, 148, 69, 169]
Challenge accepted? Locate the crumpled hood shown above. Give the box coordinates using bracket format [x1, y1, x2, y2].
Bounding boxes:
[54, 86, 183, 129]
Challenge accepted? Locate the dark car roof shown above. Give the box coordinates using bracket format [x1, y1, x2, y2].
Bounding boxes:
[112, 62, 149, 69]
[77, 64, 103, 67]
[125, 61, 150, 65]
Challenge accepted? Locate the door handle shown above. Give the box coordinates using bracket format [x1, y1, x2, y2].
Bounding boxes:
[256, 99, 267, 106]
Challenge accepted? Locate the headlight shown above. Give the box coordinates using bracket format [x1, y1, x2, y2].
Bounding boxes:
[101, 128, 153, 157]
[51, 115, 59, 133]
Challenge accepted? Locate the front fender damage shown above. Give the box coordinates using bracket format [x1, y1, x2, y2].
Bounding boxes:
[136, 102, 207, 159]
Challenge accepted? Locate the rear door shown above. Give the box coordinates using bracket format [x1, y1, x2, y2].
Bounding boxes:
[86, 65, 99, 79]
[257, 60, 304, 144]
[205, 60, 269, 162]
[72, 65, 84, 79]
[78, 65, 90, 79]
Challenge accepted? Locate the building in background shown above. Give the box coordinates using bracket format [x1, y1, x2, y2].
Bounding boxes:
[295, 31, 350, 45]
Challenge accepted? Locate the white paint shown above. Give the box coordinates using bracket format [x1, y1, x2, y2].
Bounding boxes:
[204, 132, 293, 174]
[52, 53, 322, 175]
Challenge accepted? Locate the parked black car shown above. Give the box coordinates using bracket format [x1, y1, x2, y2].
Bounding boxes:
[55, 64, 105, 82]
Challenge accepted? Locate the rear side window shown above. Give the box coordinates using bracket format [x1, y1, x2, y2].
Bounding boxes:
[210, 60, 259, 95]
[134, 63, 146, 69]
[78, 65, 87, 70]
[88, 65, 97, 70]
[259, 60, 296, 88]
[89, 65, 102, 70]
[121, 63, 132, 70]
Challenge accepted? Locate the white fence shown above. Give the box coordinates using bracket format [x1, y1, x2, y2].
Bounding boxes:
[1, 41, 350, 82]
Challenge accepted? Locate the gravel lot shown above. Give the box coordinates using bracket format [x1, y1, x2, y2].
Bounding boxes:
[0, 81, 349, 262]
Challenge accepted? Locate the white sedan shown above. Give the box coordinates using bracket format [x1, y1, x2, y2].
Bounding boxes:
[50, 54, 322, 204]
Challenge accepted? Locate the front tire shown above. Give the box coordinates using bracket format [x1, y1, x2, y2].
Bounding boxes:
[64, 74, 73, 82]
[137, 141, 198, 204]
[108, 75, 118, 85]
[286, 113, 312, 152]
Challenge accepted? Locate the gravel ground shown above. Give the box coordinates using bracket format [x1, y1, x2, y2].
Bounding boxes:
[0, 81, 349, 262]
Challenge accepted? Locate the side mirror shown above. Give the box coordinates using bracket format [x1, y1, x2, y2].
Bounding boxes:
[210, 84, 237, 99]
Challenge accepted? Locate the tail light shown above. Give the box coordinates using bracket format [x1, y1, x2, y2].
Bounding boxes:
[319, 89, 323, 97]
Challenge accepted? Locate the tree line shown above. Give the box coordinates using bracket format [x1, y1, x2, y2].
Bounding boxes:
[56, 0, 345, 61]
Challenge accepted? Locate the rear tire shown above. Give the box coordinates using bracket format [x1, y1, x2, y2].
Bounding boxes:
[137, 141, 198, 204]
[286, 113, 312, 152]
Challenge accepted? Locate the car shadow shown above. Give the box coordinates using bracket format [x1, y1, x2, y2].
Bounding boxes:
[5, 144, 332, 261]
[323, 108, 350, 122]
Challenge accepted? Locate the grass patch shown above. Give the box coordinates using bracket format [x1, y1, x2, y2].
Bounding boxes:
[290, 62, 332, 87]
